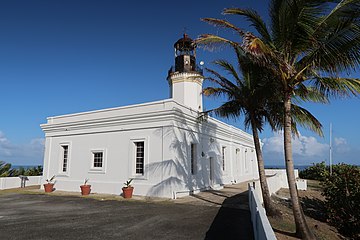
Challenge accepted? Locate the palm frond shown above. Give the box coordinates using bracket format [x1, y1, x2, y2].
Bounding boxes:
[311, 75, 360, 98]
[270, 0, 301, 50]
[223, 8, 273, 44]
[212, 59, 243, 86]
[205, 68, 240, 93]
[270, 0, 325, 53]
[291, 105, 324, 137]
[202, 87, 228, 98]
[313, 0, 360, 36]
[201, 18, 246, 37]
[212, 100, 244, 120]
[294, 84, 329, 103]
[195, 34, 240, 51]
[242, 32, 273, 59]
[300, 19, 360, 73]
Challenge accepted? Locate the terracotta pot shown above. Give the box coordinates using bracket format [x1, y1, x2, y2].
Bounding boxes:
[122, 187, 134, 198]
[80, 185, 91, 195]
[43, 183, 54, 193]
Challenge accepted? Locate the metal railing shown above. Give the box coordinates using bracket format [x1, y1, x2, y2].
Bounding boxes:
[168, 65, 203, 76]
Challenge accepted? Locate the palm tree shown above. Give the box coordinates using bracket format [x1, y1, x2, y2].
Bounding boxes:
[0, 161, 12, 177]
[202, 47, 323, 217]
[24, 165, 43, 176]
[197, 1, 360, 239]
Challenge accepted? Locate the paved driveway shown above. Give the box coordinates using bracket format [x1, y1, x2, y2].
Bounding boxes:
[0, 186, 253, 240]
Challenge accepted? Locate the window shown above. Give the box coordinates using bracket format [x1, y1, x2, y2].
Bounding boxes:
[59, 143, 70, 175]
[93, 152, 103, 168]
[245, 149, 248, 172]
[222, 146, 226, 171]
[130, 138, 147, 179]
[135, 142, 144, 175]
[191, 143, 197, 175]
[89, 149, 106, 173]
[235, 148, 241, 175]
[62, 145, 68, 172]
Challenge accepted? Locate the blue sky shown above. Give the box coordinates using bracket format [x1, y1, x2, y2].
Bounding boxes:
[0, 0, 359, 166]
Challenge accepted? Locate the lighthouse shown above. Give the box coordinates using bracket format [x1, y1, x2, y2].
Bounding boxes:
[167, 34, 204, 112]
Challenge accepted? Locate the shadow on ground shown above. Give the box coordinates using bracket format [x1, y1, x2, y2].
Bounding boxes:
[301, 197, 327, 222]
[272, 228, 297, 238]
[192, 189, 254, 240]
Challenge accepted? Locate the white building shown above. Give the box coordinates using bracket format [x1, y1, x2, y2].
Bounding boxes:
[41, 34, 259, 198]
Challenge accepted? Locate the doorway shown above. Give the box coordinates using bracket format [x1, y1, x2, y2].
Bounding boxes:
[209, 157, 214, 188]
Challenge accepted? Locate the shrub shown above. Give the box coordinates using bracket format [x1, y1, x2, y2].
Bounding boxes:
[322, 164, 360, 239]
[0, 161, 43, 177]
[299, 161, 328, 181]
[9, 165, 43, 177]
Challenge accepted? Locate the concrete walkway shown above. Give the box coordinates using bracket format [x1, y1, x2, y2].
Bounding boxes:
[175, 182, 254, 240]
[0, 183, 254, 240]
[175, 181, 249, 208]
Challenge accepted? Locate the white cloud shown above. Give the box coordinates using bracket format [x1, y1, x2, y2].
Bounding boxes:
[0, 131, 44, 165]
[261, 132, 284, 154]
[334, 137, 351, 154]
[0, 132, 7, 143]
[262, 133, 360, 165]
[294, 135, 328, 157]
[263, 131, 328, 157]
[0, 131, 13, 156]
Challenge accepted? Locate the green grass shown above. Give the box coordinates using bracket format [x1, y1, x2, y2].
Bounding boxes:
[0, 185, 42, 195]
[0, 185, 172, 205]
[307, 180, 322, 191]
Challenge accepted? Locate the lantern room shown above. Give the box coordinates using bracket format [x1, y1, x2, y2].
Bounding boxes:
[174, 34, 197, 73]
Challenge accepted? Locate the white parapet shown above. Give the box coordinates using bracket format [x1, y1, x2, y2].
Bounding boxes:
[0, 176, 42, 190]
[254, 169, 307, 203]
[248, 183, 277, 240]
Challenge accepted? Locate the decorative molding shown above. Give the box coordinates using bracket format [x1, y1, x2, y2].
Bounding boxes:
[41, 100, 254, 146]
[168, 72, 204, 85]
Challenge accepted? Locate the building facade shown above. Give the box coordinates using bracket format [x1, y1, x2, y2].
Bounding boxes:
[41, 34, 258, 198]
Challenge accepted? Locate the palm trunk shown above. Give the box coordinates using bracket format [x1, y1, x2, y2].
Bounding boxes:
[284, 94, 315, 240]
[250, 117, 278, 216]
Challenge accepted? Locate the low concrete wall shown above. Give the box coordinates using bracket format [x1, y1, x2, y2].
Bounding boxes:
[254, 169, 307, 203]
[296, 179, 307, 190]
[248, 183, 277, 240]
[0, 176, 42, 190]
[265, 169, 299, 179]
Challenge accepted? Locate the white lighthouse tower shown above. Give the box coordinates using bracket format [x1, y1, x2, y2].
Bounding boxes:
[167, 34, 204, 112]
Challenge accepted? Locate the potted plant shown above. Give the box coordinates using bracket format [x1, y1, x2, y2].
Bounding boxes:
[122, 179, 134, 198]
[43, 175, 55, 193]
[80, 178, 91, 195]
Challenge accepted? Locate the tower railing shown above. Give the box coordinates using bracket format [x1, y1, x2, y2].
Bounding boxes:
[168, 65, 203, 76]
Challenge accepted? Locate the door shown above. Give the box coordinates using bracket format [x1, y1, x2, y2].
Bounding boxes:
[236, 148, 241, 180]
[209, 157, 214, 188]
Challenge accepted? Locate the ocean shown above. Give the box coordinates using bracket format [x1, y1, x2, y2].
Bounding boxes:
[12, 165, 309, 171]
[265, 165, 311, 171]
[12, 165, 42, 170]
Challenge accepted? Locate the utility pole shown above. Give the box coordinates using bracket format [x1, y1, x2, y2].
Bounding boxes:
[330, 123, 333, 175]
